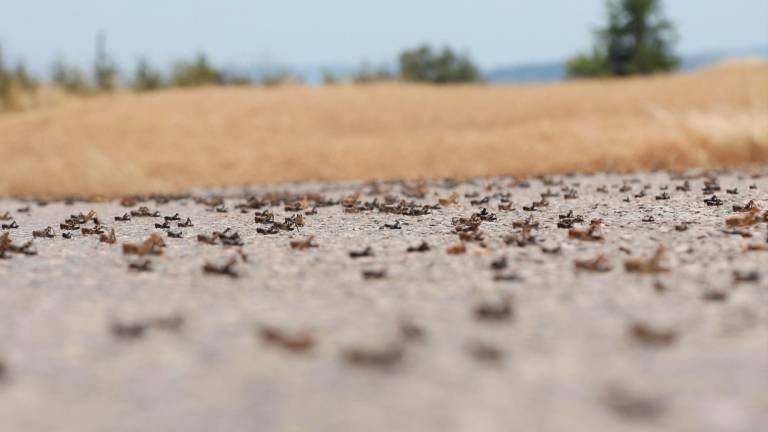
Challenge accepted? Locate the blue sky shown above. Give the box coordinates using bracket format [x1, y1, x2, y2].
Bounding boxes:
[1, 0, 766, 72]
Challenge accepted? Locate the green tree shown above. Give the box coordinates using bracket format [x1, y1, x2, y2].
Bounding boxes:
[321, 70, 338, 85]
[133, 58, 164, 91]
[12, 63, 37, 92]
[0, 47, 38, 110]
[0, 47, 12, 108]
[568, 0, 679, 78]
[399, 44, 481, 84]
[93, 32, 118, 91]
[171, 53, 222, 87]
[51, 58, 88, 93]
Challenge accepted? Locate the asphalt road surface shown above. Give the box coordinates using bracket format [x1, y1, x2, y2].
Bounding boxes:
[1, 170, 767, 432]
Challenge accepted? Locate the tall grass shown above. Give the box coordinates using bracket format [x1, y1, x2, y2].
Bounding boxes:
[642, 105, 768, 168]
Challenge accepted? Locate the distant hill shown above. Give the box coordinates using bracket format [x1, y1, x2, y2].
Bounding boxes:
[249, 46, 768, 86]
[485, 62, 566, 84]
[679, 45, 768, 72]
[485, 45, 768, 84]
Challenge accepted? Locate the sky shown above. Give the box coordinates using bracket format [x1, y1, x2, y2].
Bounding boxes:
[0, 0, 766, 73]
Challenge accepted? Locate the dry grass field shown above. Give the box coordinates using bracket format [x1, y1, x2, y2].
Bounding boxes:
[0, 61, 766, 198]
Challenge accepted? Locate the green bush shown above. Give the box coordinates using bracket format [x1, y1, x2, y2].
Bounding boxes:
[398, 44, 481, 84]
[94, 62, 117, 91]
[51, 58, 89, 93]
[0, 47, 39, 110]
[567, 0, 679, 78]
[352, 63, 394, 84]
[93, 33, 118, 92]
[171, 53, 222, 87]
[220, 71, 253, 86]
[133, 58, 165, 91]
[321, 70, 338, 85]
[12, 63, 37, 92]
[0, 49, 11, 108]
[260, 70, 301, 87]
[566, 50, 611, 78]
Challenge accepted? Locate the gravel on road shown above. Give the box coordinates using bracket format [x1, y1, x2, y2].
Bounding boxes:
[0, 170, 767, 432]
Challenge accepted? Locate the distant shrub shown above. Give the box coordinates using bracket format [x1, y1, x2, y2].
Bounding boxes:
[220, 71, 253, 86]
[352, 63, 395, 84]
[0, 47, 39, 111]
[171, 53, 222, 87]
[12, 63, 38, 92]
[567, 49, 611, 78]
[51, 58, 89, 93]
[94, 62, 117, 91]
[93, 32, 118, 91]
[260, 70, 302, 87]
[321, 70, 338, 85]
[133, 58, 165, 91]
[0, 48, 12, 108]
[398, 44, 481, 84]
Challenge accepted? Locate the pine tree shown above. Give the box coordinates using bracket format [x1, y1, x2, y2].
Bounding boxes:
[94, 31, 118, 91]
[0, 46, 10, 104]
[567, 0, 679, 78]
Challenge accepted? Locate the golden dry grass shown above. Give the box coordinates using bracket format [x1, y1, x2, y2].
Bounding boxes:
[1, 62, 766, 198]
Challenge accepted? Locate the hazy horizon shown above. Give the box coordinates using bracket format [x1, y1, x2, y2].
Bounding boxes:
[0, 0, 766, 74]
